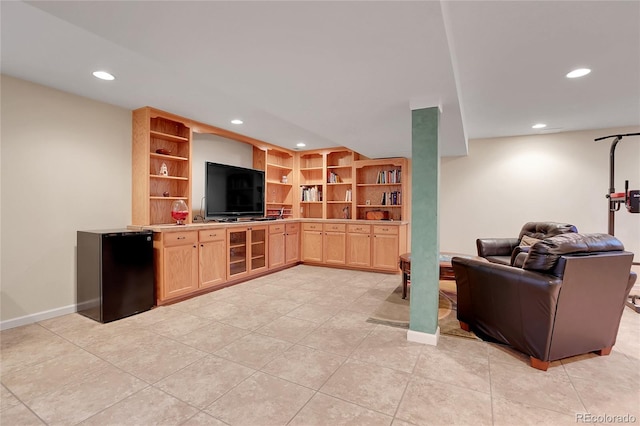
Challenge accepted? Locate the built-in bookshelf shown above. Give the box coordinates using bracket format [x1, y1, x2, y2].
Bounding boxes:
[132, 107, 192, 225]
[325, 149, 358, 219]
[298, 152, 324, 218]
[264, 149, 294, 218]
[354, 158, 407, 221]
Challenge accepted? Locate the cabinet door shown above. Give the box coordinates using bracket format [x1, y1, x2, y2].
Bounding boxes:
[228, 229, 248, 279]
[347, 232, 371, 267]
[199, 240, 226, 288]
[162, 243, 198, 300]
[269, 231, 285, 268]
[250, 226, 268, 274]
[285, 231, 300, 264]
[372, 233, 399, 271]
[302, 230, 323, 262]
[324, 231, 346, 265]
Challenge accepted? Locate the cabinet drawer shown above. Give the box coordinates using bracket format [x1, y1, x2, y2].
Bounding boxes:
[269, 223, 285, 234]
[163, 231, 197, 247]
[324, 223, 346, 232]
[303, 223, 323, 231]
[199, 229, 225, 242]
[348, 224, 371, 234]
[285, 223, 300, 233]
[373, 225, 398, 235]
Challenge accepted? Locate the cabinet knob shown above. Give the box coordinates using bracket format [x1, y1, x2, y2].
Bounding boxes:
[177, 236, 186, 240]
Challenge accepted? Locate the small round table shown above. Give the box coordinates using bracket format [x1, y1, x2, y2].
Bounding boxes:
[399, 252, 486, 299]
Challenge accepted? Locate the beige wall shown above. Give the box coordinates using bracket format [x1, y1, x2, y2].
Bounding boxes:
[1, 75, 132, 324]
[440, 127, 640, 257]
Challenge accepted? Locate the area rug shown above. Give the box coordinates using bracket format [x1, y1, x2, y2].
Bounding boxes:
[367, 280, 478, 340]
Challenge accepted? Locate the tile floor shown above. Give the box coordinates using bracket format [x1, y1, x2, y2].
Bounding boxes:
[1, 265, 639, 425]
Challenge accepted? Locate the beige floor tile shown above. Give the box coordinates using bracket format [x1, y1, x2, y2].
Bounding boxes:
[174, 321, 250, 353]
[1, 325, 79, 375]
[258, 296, 303, 315]
[486, 341, 530, 366]
[490, 359, 585, 414]
[250, 283, 292, 298]
[214, 333, 292, 369]
[27, 365, 147, 425]
[119, 305, 188, 328]
[395, 375, 492, 425]
[390, 419, 415, 426]
[205, 371, 314, 425]
[290, 393, 392, 426]
[344, 295, 388, 315]
[320, 359, 410, 416]
[350, 326, 423, 373]
[279, 287, 324, 303]
[217, 305, 283, 331]
[181, 411, 229, 425]
[1, 384, 21, 412]
[80, 386, 198, 425]
[170, 292, 219, 311]
[492, 397, 578, 426]
[561, 351, 640, 391]
[261, 344, 345, 389]
[299, 325, 371, 356]
[323, 310, 377, 332]
[99, 336, 208, 383]
[0, 402, 45, 425]
[435, 334, 488, 357]
[222, 291, 273, 307]
[286, 303, 339, 323]
[571, 375, 640, 419]
[2, 349, 108, 402]
[308, 294, 357, 309]
[256, 315, 319, 342]
[155, 354, 255, 409]
[415, 344, 490, 394]
[147, 313, 214, 338]
[191, 300, 241, 321]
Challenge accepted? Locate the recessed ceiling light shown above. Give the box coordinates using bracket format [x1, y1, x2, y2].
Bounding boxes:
[230, 119, 243, 125]
[532, 123, 547, 129]
[296, 142, 306, 147]
[92, 71, 115, 81]
[566, 68, 591, 78]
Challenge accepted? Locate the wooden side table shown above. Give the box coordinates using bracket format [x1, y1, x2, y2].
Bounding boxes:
[399, 252, 486, 299]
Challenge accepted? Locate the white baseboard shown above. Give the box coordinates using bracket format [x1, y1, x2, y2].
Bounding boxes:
[407, 327, 440, 346]
[0, 304, 76, 331]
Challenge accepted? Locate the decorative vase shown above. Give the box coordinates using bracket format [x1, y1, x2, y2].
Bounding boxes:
[171, 200, 188, 225]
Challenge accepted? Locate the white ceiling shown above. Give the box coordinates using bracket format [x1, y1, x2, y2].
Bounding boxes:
[2, 1, 638, 158]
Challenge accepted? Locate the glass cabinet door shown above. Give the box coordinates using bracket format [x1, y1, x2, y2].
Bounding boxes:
[228, 230, 247, 277]
[251, 228, 266, 270]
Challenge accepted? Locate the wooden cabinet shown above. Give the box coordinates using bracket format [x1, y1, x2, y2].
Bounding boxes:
[198, 229, 226, 289]
[323, 223, 346, 265]
[155, 231, 198, 303]
[132, 107, 192, 226]
[227, 226, 268, 280]
[285, 223, 300, 264]
[302, 223, 323, 262]
[268, 223, 286, 268]
[372, 225, 401, 271]
[354, 158, 408, 222]
[347, 224, 371, 267]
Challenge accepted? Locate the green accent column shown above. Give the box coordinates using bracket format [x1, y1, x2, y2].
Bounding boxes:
[409, 107, 440, 335]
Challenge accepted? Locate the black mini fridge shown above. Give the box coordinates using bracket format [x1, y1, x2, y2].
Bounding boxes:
[77, 229, 154, 323]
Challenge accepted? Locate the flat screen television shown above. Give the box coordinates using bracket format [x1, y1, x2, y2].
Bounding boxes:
[205, 162, 265, 220]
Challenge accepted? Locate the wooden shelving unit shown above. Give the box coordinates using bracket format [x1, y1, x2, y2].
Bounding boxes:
[354, 158, 408, 221]
[298, 152, 325, 219]
[325, 149, 358, 219]
[132, 107, 192, 225]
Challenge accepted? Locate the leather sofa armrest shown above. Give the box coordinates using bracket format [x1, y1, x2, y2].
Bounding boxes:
[510, 246, 530, 267]
[476, 238, 520, 258]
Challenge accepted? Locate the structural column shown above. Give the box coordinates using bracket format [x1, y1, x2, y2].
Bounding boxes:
[407, 106, 440, 345]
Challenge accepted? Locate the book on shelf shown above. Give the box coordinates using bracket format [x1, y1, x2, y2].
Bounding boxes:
[345, 188, 352, 202]
[380, 191, 401, 205]
[327, 171, 341, 183]
[375, 169, 401, 184]
[301, 186, 322, 202]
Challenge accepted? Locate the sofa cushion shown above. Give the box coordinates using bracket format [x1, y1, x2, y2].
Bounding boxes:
[523, 233, 625, 276]
[520, 235, 542, 247]
[518, 222, 577, 240]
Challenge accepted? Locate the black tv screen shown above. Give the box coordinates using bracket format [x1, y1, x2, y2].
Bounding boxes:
[205, 162, 265, 219]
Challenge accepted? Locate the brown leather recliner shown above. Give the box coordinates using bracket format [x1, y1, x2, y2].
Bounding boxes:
[476, 221, 578, 266]
[453, 233, 637, 371]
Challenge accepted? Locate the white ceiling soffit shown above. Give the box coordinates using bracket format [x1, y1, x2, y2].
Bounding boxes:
[441, 0, 640, 139]
[2, 1, 467, 158]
